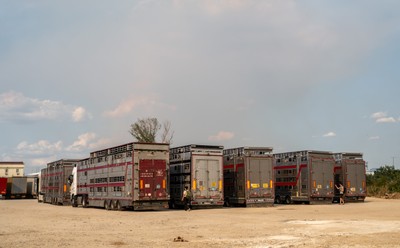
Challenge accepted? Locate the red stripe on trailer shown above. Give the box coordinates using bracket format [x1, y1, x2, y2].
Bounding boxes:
[78, 161, 133, 172]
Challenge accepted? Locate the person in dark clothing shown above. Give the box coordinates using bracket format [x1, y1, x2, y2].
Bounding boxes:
[181, 186, 191, 211]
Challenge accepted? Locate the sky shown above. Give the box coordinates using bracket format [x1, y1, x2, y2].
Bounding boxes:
[1, 1, 400, 174]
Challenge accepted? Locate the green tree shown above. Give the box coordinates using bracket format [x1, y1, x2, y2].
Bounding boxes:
[129, 117, 161, 143]
[129, 117, 174, 144]
[367, 165, 400, 196]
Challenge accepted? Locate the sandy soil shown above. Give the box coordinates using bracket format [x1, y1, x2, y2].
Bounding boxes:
[1, 198, 400, 248]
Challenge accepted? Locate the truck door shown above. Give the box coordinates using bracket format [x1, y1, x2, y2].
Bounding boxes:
[311, 159, 334, 197]
[248, 159, 262, 198]
[236, 164, 245, 199]
[195, 159, 221, 199]
[139, 159, 167, 200]
[346, 160, 365, 196]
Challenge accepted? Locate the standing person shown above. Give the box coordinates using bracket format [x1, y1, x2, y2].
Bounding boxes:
[335, 183, 345, 205]
[182, 186, 191, 211]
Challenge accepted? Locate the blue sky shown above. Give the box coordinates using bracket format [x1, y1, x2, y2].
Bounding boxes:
[1, 1, 399, 173]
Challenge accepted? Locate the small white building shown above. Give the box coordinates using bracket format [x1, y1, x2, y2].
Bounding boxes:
[0, 161, 24, 177]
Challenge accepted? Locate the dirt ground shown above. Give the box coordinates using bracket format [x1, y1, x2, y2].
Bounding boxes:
[1, 198, 400, 248]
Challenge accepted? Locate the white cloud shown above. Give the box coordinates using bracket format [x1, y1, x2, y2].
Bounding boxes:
[370, 111, 397, 123]
[376, 117, 396, 123]
[0, 91, 89, 123]
[323, 132, 336, 137]
[370, 112, 387, 119]
[16, 140, 63, 155]
[72, 106, 87, 122]
[66, 132, 97, 152]
[368, 136, 380, 140]
[103, 95, 176, 118]
[208, 131, 235, 141]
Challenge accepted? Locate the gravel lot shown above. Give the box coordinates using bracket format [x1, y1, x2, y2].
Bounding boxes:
[1, 197, 400, 248]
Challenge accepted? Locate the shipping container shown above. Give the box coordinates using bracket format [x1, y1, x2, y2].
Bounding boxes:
[333, 153, 366, 202]
[169, 144, 224, 209]
[0, 177, 7, 199]
[223, 147, 274, 207]
[274, 151, 335, 204]
[42, 159, 78, 205]
[70, 142, 170, 211]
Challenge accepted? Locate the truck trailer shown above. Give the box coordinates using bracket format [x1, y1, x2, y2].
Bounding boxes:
[223, 147, 274, 207]
[0, 177, 7, 199]
[274, 150, 335, 204]
[6, 177, 28, 199]
[333, 152, 367, 202]
[70, 142, 170, 211]
[42, 159, 79, 205]
[169, 144, 224, 209]
[37, 168, 46, 202]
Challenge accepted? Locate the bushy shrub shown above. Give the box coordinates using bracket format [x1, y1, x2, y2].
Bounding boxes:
[367, 165, 400, 197]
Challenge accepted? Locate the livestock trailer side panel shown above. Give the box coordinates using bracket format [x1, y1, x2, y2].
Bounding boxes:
[334, 153, 366, 202]
[223, 147, 274, 207]
[274, 151, 335, 204]
[71, 142, 169, 210]
[170, 144, 224, 209]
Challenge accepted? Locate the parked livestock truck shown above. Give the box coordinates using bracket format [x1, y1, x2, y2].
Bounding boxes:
[70, 142, 170, 211]
[0, 178, 7, 199]
[333, 152, 367, 202]
[223, 147, 274, 207]
[274, 150, 335, 204]
[42, 159, 78, 205]
[169, 144, 224, 209]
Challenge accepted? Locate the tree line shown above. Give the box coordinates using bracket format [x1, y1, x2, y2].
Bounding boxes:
[367, 165, 400, 197]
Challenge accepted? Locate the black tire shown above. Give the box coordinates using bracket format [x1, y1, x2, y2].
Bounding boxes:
[116, 201, 123, 211]
[275, 196, 281, 204]
[82, 196, 88, 208]
[224, 199, 230, 207]
[104, 200, 110, 210]
[72, 197, 78, 207]
[285, 195, 291, 204]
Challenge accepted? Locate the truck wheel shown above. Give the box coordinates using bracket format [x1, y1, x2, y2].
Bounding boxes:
[104, 201, 110, 210]
[82, 196, 88, 208]
[110, 201, 116, 211]
[116, 201, 123, 211]
[285, 196, 292, 204]
[275, 196, 281, 204]
[224, 199, 230, 207]
[72, 196, 78, 207]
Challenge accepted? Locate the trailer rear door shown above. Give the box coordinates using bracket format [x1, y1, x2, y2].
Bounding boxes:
[310, 159, 334, 197]
[139, 159, 167, 200]
[195, 159, 221, 199]
[248, 158, 274, 198]
[345, 160, 366, 196]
